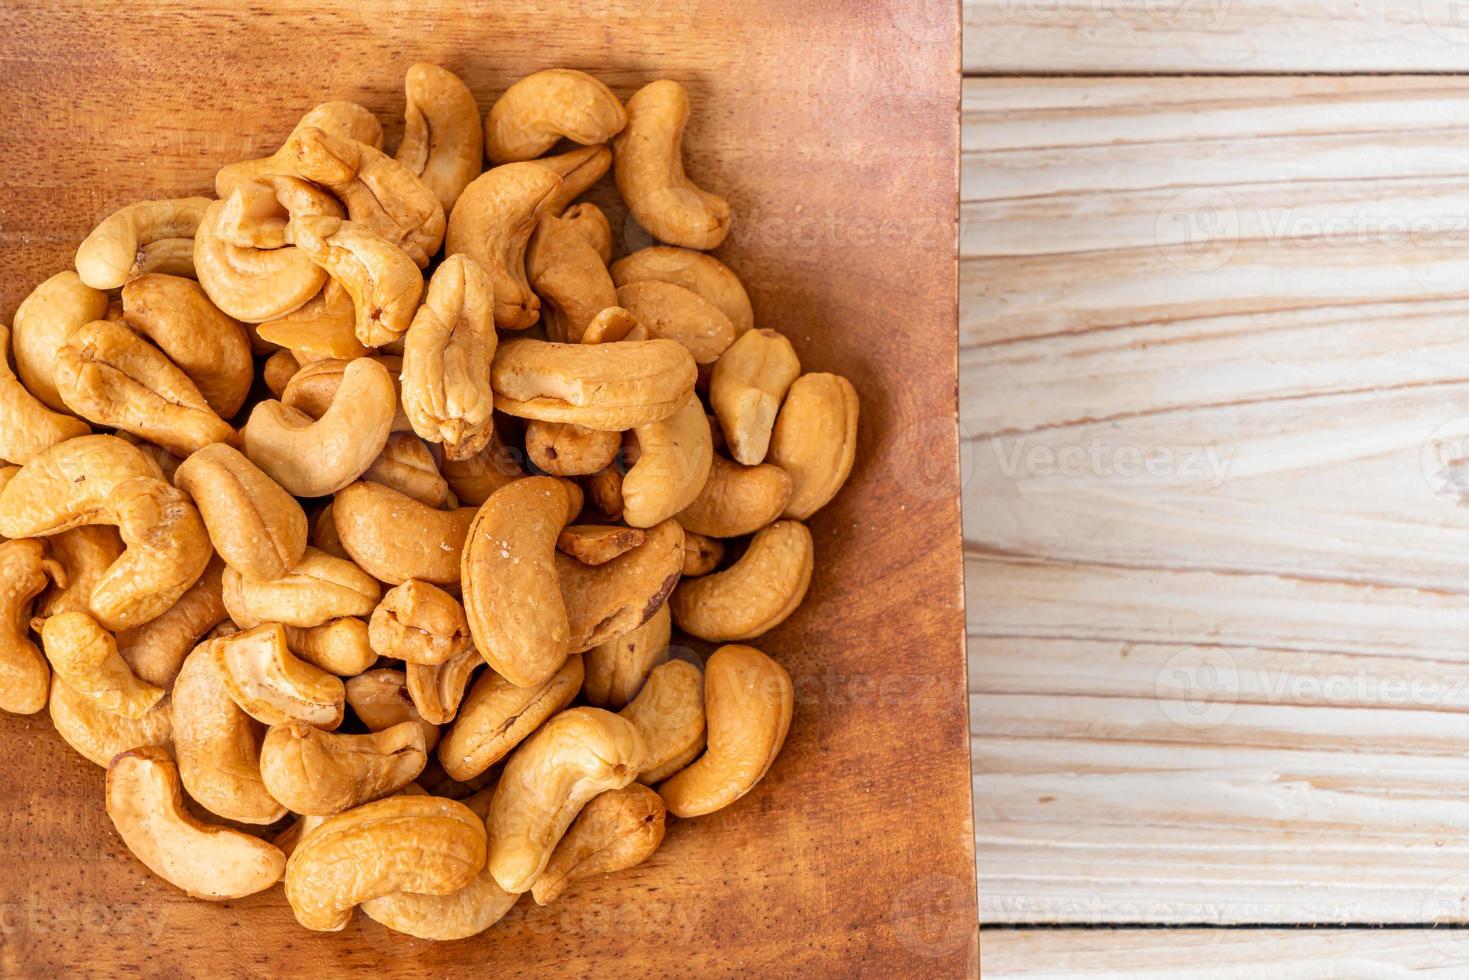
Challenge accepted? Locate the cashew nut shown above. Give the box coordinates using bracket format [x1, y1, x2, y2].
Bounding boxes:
[530, 783, 665, 905]
[613, 80, 729, 250]
[535, 144, 612, 215]
[283, 617, 376, 677]
[670, 520, 812, 642]
[442, 430, 525, 505]
[40, 612, 164, 719]
[263, 349, 300, 398]
[212, 623, 346, 728]
[193, 195, 331, 325]
[438, 654, 584, 781]
[175, 443, 307, 581]
[487, 707, 645, 893]
[368, 579, 472, 666]
[557, 524, 646, 567]
[491, 337, 697, 431]
[216, 100, 384, 197]
[619, 657, 705, 783]
[622, 394, 713, 528]
[582, 465, 625, 521]
[333, 481, 476, 586]
[526, 420, 621, 477]
[0, 322, 89, 464]
[407, 646, 481, 725]
[558, 518, 683, 654]
[281, 355, 412, 434]
[400, 253, 497, 461]
[75, 197, 212, 290]
[485, 68, 625, 163]
[610, 246, 753, 335]
[11, 271, 109, 412]
[286, 214, 425, 347]
[35, 526, 120, 622]
[768, 372, 860, 519]
[363, 433, 451, 507]
[709, 328, 801, 465]
[526, 212, 617, 343]
[584, 603, 670, 710]
[681, 529, 724, 577]
[0, 538, 58, 714]
[309, 503, 348, 559]
[261, 720, 427, 816]
[616, 280, 736, 365]
[255, 278, 367, 362]
[561, 201, 613, 263]
[396, 63, 483, 214]
[47, 673, 172, 767]
[676, 452, 793, 538]
[241, 356, 396, 497]
[222, 547, 381, 629]
[115, 557, 228, 688]
[345, 668, 440, 752]
[445, 162, 563, 330]
[106, 747, 286, 900]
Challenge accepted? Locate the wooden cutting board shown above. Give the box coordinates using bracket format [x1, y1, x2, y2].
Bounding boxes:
[0, 0, 973, 974]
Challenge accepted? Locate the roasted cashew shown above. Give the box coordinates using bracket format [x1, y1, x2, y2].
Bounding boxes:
[584, 603, 670, 710]
[535, 144, 612, 215]
[613, 80, 729, 250]
[55, 319, 236, 456]
[676, 452, 793, 538]
[345, 668, 440, 752]
[261, 720, 426, 816]
[213, 623, 346, 728]
[526, 420, 621, 477]
[281, 355, 412, 433]
[557, 524, 645, 567]
[445, 162, 563, 330]
[610, 246, 753, 335]
[658, 644, 792, 817]
[363, 433, 451, 507]
[310, 503, 348, 559]
[461, 477, 573, 688]
[681, 529, 724, 576]
[396, 63, 483, 214]
[48, 674, 172, 767]
[485, 68, 626, 163]
[487, 707, 645, 893]
[768, 372, 860, 519]
[491, 337, 697, 431]
[216, 100, 384, 197]
[406, 647, 480, 725]
[438, 654, 583, 781]
[333, 481, 476, 586]
[40, 612, 164, 719]
[526, 212, 617, 343]
[670, 520, 812, 642]
[283, 795, 486, 932]
[530, 783, 665, 905]
[0, 538, 58, 714]
[241, 356, 396, 497]
[619, 657, 705, 783]
[0, 322, 89, 464]
[175, 443, 307, 581]
[557, 518, 683, 653]
[222, 547, 381, 629]
[263, 349, 300, 398]
[0, 436, 212, 630]
[120, 273, 255, 418]
[107, 747, 286, 900]
[562, 202, 613, 263]
[193, 197, 328, 324]
[171, 639, 287, 825]
[710, 329, 801, 465]
[616, 280, 737, 365]
[401, 254, 497, 461]
[368, 579, 472, 666]
[287, 214, 425, 347]
[255, 279, 367, 362]
[442, 430, 526, 505]
[11, 271, 110, 412]
[283, 618, 376, 677]
[115, 557, 227, 688]
[75, 197, 212, 290]
[622, 394, 712, 528]
[582, 465, 625, 521]
[36, 525, 123, 620]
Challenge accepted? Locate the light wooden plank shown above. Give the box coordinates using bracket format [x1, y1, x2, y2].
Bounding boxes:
[964, 0, 1469, 74]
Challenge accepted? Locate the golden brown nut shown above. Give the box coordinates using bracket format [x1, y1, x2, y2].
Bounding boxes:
[363, 433, 451, 507]
[0, 323, 90, 464]
[283, 618, 376, 677]
[619, 657, 706, 783]
[485, 68, 625, 163]
[556, 518, 683, 656]
[175, 443, 307, 581]
[616, 280, 736, 365]
[406, 647, 480, 726]
[11, 271, 110, 412]
[222, 547, 381, 629]
[438, 654, 583, 781]
[442, 430, 526, 505]
[34, 526, 120, 624]
[526, 212, 617, 344]
[255, 279, 366, 362]
[525, 420, 621, 477]
[281, 355, 412, 433]
[55, 319, 236, 457]
[120, 273, 255, 418]
[369, 579, 472, 666]
[0, 538, 59, 714]
[676, 452, 794, 538]
[614, 80, 729, 250]
[681, 529, 724, 577]
[309, 503, 348, 560]
[530, 783, 665, 905]
[401, 254, 498, 461]
[115, 558, 228, 688]
[194, 195, 332, 324]
[333, 481, 477, 586]
[445, 162, 563, 330]
[659, 644, 792, 817]
[40, 612, 164, 719]
[556, 524, 645, 567]
[670, 520, 812, 642]
[286, 214, 425, 347]
[76, 197, 212, 290]
[212, 623, 346, 728]
[262, 349, 300, 398]
[622, 394, 713, 528]
[396, 63, 483, 214]
[345, 668, 441, 753]
[261, 719, 427, 816]
[48, 674, 172, 767]
[709, 328, 801, 465]
[491, 337, 697, 431]
[561, 201, 613, 263]
[768, 372, 860, 519]
[534, 144, 612, 215]
[582, 465, 625, 521]
[583, 602, 670, 710]
[216, 100, 384, 197]
[610, 246, 754, 335]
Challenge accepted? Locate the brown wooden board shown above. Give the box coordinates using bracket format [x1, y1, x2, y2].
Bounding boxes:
[0, 1, 973, 975]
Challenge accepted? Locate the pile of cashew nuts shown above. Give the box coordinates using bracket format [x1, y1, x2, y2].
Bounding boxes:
[0, 64, 859, 938]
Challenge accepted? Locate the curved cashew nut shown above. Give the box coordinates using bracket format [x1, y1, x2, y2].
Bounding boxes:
[119, 273, 255, 419]
[613, 80, 730, 250]
[40, 612, 164, 719]
[11, 271, 109, 412]
[241, 356, 396, 497]
[37, 526, 124, 620]
[75, 197, 212, 290]
[676, 452, 794, 538]
[611, 246, 754, 335]
[557, 524, 645, 566]
[534, 144, 612, 215]
[106, 747, 286, 900]
[255, 279, 367, 362]
[526, 421, 621, 477]
[0, 436, 212, 630]
[48, 673, 172, 767]
[345, 668, 440, 752]
[557, 518, 684, 654]
[438, 655, 583, 782]
[333, 481, 477, 586]
[445, 162, 563, 330]
[486, 68, 626, 163]
[194, 191, 333, 324]
[55, 319, 236, 456]
[0, 538, 58, 714]
[175, 443, 307, 582]
[442, 431, 525, 506]
[222, 547, 381, 629]
[615, 280, 736, 365]
[171, 639, 287, 824]
[116, 557, 227, 688]
[283, 617, 376, 677]
[491, 337, 697, 431]
[622, 394, 713, 528]
[283, 795, 486, 932]
[584, 602, 670, 709]
[681, 529, 725, 577]
[530, 783, 666, 905]
[261, 719, 427, 816]
[213, 623, 346, 728]
[281, 355, 412, 433]
[619, 657, 706, 783]
[368, 579, 472, 666]
[526, 212, 618, 344]
[0, 323, 89, 464]
[363, 433, 451, 507]
[670, 520, 812, 642]
[406, 646, 480, 725]
[579, 305, 648, 345]
[487, 707, 645, 893]
[216, 100, 384, 197]
[401, 253, 498, 461]
[768, 372, 860, 519]
[396, 63, 483, 214]
[561, 202, 613, 263]
[287, 214, 425, 347]
[709, 329, 801, 465]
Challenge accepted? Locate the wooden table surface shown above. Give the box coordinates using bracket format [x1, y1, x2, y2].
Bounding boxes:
[965, 2, 1469, 976]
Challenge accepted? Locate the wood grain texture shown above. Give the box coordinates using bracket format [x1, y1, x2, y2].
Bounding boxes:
[963, 75, 1469, 927]
[0, 2, 974, 975]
